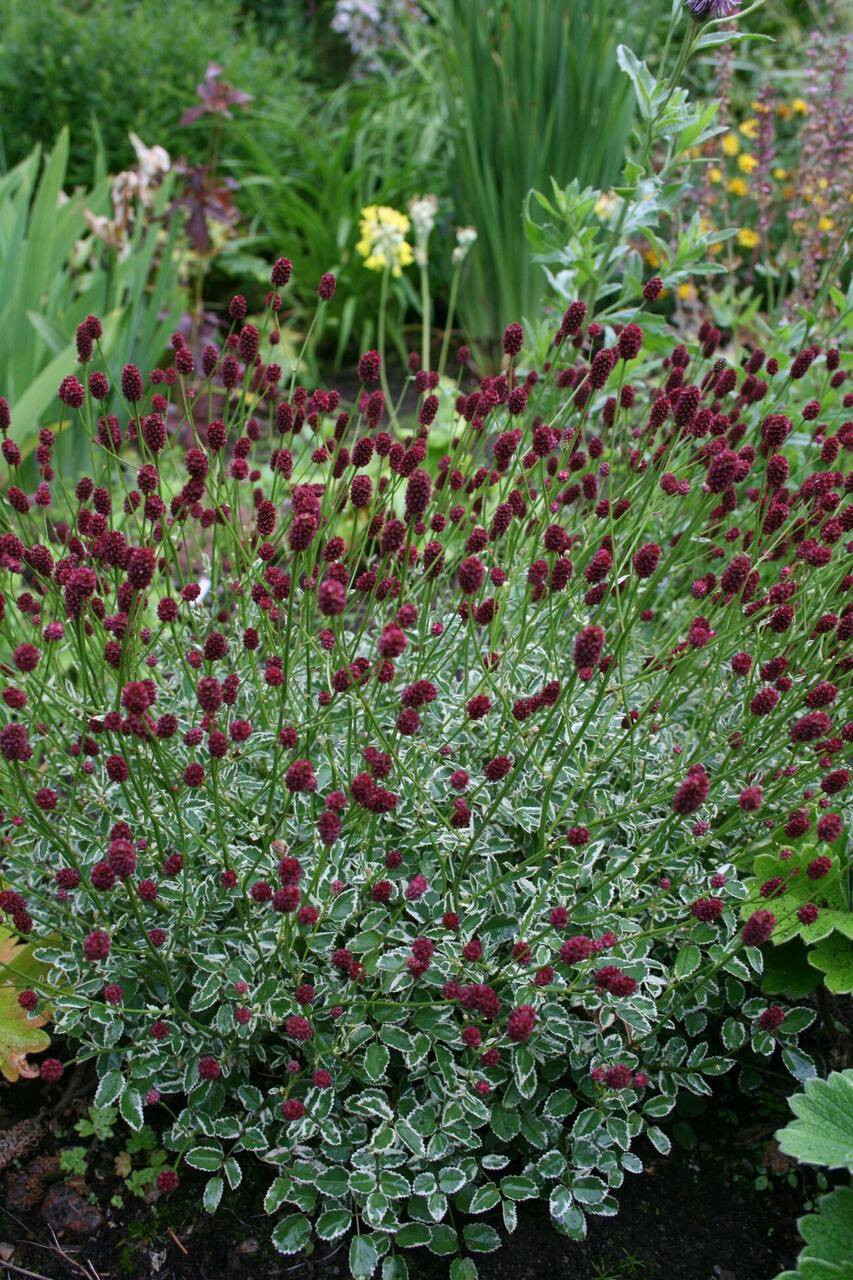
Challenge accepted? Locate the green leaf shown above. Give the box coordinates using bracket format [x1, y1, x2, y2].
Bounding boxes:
[382, 1257, 408, 1280]
[264, 1176, 292, 1214]
[364, 1042, 390, 1081]
[543, 1089, 576, 1119]
[394, 1223, 430, 1247]
[785, 1185, 853, 1280]
[537, 1150, 567, 1179]
[426, 1224, 458, 1255]
[272, 1214, 311, 1256]
[675, 944, 701, 979]
[450, 1260, 478, 1280]
[572, 1175, 607, 1205]
[573, 1107, 604, 1137]
[511, 1046, 537, 1099]
[647, 1126, 671, 1156]
[203, 1177, 223, 1214]
[395, 1118, 425, 1157]
[489, 1106, 520, 1141]
[550, 1185, 586, 1240]
[468, 1183, 500, 1214]
[809, 934, 853, 995]
[382, 1257, 409, 1280]
[438, 1166, 467, 1194]
[95, 1069, 125, 1108]
[316, 1209, 351, 1241]
[776, 1071, 853, 1171]
[185, 1146, 223, 1173]
[615, 44, 656, 121]
[119, 1088, 143, 1132]
[462, 1223, 502, 1253]
[500, 1176, 538, 1201]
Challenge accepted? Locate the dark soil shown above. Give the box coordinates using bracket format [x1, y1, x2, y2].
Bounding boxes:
[0, 1080, 815, 1280]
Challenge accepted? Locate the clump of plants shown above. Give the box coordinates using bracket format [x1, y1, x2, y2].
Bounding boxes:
[0, 244, 848, 1272]
[0, 8, 850, 1279]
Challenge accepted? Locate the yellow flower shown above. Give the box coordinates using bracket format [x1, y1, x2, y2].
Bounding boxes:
[739, 118, 759, 140]
[792, 97, 809, 115]
[776, 103, 791, 120]
[709, 166, 723, 184]
[737, 228, 760, 249]
[356, 205, 414, 277]
[818, 216, 834, 232]
[677, 282, 697, 301]
[722, 132, 740, 157]
[727, 177, 748, 197]
[643, 247, 660, 268]
[738, 154, 758, 174]
[773, 167, 788, 180]
[595, 191, 619, 221]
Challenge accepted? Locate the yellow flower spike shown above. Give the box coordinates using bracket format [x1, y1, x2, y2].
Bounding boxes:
[737, 228, 760, 249]
[727, 177, 748, 197]
[722, 132, 740, 157]
[709, 167, 723, 184]
[739, 118, 759, 139]
[773, 167, 787, 180]
[738, 154, 758, 174]
[677, 282, 697, 301]
[818, 216, 834, 233]
[792, 98, 809, 114]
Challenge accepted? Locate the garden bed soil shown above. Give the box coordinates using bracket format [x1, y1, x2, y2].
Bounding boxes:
[0, 1081, 811, 1280]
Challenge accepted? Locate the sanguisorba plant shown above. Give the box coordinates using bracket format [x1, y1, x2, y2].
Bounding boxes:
[0, 262, 849, 1276]
[0, 25, 850, 1280]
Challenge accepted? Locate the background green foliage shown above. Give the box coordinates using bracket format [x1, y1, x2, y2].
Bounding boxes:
[0, 0, 300, 185]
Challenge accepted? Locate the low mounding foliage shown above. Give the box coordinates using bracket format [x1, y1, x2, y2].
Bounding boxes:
[0, 243, 849, 1276]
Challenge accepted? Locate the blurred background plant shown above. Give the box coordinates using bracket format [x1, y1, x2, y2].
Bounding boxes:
[0, 0, 303, 186]
[0, 0, 846, 385]
[416, 0, 666, 351]
[0, 128, 182, 473]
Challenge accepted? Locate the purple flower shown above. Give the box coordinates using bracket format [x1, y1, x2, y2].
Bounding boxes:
[180, 64, 253, 127]
[684, 0, 741, 16]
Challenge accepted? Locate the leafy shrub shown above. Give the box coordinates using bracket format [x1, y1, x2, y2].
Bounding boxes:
[0, 0, 301, 185]
[776, 1070, 853, 1280]
[0, 224, 849, 1275]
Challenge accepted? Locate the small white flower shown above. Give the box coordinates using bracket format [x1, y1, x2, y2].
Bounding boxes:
[452, 225, 478, 264]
